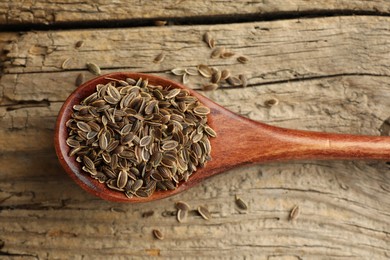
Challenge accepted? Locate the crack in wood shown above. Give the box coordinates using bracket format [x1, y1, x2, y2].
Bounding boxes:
[2, 99, 50, 111]
[2, 10, 390, 32]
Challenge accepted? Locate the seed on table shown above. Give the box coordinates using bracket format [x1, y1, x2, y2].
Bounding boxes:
[153, 52, 165, 63]
[197, 206, 211, 220]
[182, 73, 189, 84]
[221, 51, 235, 58]
[289, 205, 300, 221]
[220, 69, 231, 80]
[171, 68, 186, 76]
[185, 68, 198, 76]
[239, 74, 248, 87]
[154, 20, 167, 26]
[197, 64, 213, 78]
[235, 195, 248, 210]
[203, 32, 215, 48]
[75, 73, 84, 87]
[142, 210, 154, 218]
[265, 98, 279, 107]
[75, 40, 84, 48]
[211, 70, 222, 84]
[237, 56, 249, 64]
[61, 58, 72, 69]
[226, 76, 242, 87]
[202, 83, 219, 91]
[210, 47, 225, 58]
[86, 62, 101, 75]
[152, 229, 164, 240]
[177, 209, 188, 223]
[175, 201, 190, 211]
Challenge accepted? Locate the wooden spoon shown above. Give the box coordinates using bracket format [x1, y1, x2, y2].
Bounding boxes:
[54, 72, 390, 202]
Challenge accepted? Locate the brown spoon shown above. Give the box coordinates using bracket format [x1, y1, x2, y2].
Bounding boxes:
[54, 72, 390, 203]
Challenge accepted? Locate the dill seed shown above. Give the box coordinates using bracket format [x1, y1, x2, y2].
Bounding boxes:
[237, 56, 249, 64]
[197, 206, 211, 220]
[289, 205, 300, 221]
[235, 195, 248, 210]
[75, 40, 84, 48]
[265, 98, 279, 107]
[61, 58, 72, 69]
[75, 73, 84, 87]
[202, 83, 219, 91]
[153, 229, 164, 240]
[210, 47, 225, 58]
[175, 201, 190, 211]
[203, 32, 215, 48]
[154, 20, 167, 26]
[86, 62, 101, 75]
[153, 53, 165, 63]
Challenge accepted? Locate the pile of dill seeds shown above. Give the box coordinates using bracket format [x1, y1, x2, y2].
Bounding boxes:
[65, 77, 216, 198]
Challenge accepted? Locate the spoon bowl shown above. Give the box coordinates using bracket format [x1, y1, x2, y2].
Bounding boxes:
[55, 72, 390, 202]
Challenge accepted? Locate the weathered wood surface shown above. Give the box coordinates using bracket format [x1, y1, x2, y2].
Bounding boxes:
[1, 0, 390, 26]
[1, 15, 390, 259]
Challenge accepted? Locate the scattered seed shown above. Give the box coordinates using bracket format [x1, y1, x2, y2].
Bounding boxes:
[202, 83, 219, 91]
[235, 195, 248, 210]
[221, 51, 235, 59]
[239, 74, 248, 87]
[237, 56, 249, 64]
[171, 68, 186, 76]
[75, 40, 84, 49]
[220, 69, 231, 80]
[154, 20, 167, 26]
[185, 68, 198, 76]
[75, 73, 84, 87]
[175, 201, 190, 211]
[142, 210, 155, 218]
[154, 53, 165, 63]
[86, 62, 101, 75]
[153, 229, 164, 240]
[203, 32, 215, 48]
[197, 64, 213, 78]
[265, 98, 279, 107]
[289, 205, 300, 221]
[61, 58, 72, 69]
[197, 206, 211, 220]
[177, 209, 188, 223]
[182, 73, 189, 84]
[226, 76, 242, 87]
[211, 70, 222, 84]
[210, 47, 225, 58]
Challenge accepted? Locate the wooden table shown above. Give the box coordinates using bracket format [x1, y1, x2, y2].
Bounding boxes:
[1, 2, 390, 259]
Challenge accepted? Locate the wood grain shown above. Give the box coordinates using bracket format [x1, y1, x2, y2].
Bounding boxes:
[1, 15, 390, 259]
[1, 0, 390, 25]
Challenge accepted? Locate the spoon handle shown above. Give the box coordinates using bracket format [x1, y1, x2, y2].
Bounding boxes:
[211, 113, 390, 166]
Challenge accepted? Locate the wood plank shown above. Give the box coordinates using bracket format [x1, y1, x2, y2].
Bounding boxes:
[1, 0, 389, 25]
[1, 16, 390, 258]
[3, 16, 390, 82]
